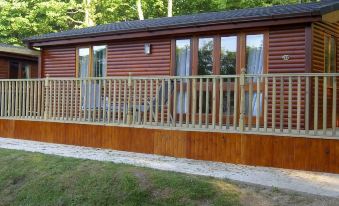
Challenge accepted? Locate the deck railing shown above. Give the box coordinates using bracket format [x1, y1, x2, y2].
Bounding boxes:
[0, 73, 338, 137]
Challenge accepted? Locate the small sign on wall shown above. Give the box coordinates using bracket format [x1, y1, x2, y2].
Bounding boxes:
[282, 55, 290, 61]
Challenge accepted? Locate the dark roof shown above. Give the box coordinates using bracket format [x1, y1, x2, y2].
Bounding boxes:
[25, 0, 339, 43]
[0, 43, 40, 57]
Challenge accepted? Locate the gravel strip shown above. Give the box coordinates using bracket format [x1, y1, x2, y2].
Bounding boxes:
[1, 137, 339, 198]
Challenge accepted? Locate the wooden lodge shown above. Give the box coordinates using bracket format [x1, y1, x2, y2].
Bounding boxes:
[0, 44, 39, 79]
[0, 0, 338, 173]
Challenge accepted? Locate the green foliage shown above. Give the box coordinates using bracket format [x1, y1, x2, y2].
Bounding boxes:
[0, 0, 319, 46]
[0, 148, 240, 205]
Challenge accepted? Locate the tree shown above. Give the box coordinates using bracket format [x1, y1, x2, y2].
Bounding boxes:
[136, 0, 144, 20]
[168, 0, 172, 17]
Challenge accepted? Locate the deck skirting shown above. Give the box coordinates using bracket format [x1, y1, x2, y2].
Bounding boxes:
[1, 119, 338, 174]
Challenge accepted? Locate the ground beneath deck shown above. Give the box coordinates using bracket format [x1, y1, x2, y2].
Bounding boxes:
[0, 137, 339, 199]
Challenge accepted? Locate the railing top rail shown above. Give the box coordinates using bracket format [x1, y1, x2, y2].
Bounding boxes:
[0, 73, 338, 82]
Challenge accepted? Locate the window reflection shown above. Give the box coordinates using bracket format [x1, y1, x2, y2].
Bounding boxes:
[78, 48, 90, 78]
[246, 34, 264, 75]
[198, 38, 214, 75]
[221, 36, 237, 75]
[175, 39, 191, 76]
[93, 45, 107, 78]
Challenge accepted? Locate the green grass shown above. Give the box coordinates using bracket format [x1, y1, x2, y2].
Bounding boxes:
[0, 149, 240, 206]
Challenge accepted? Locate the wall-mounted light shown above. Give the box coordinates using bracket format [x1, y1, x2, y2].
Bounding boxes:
[144, 43, 151, 55]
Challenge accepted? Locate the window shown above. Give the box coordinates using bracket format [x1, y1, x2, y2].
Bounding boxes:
[77, 45, 107, 78]
[22, 64, 31, 79]
[93, 45, 107, 77]
[175, 39, 191, 76]
[78, 48, 90, 78]
[220, 36, 237, 75]
[198, 38, 214, 75]
[246, 34, 264, 75]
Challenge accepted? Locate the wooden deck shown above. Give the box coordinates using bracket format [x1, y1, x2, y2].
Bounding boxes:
[0, 73, 338, 173]
[0, 119, 339, 174]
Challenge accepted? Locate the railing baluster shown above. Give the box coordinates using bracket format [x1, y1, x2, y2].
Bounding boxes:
[332, 76, 337, 136]
[305, 77, 310, 134]
[198, 78, 202, 128]
[15, 81, 18, 117]
[323, 76, 327, 135]
[272, 77, 276, 132]
[117, 80, 122, 123]
[38, 81, 42, 118]
[61, 80, 66, 120]
[113, 80, 117, 123]
[226, 78, 231, 130]
[256, 77, 260, 131]
[314, 76, 319, 135]
[117, 79, 122, 124]
[143, 79, 147, 125]
[93, 79, 98, 122]
[172, 79, 177, 127]
[122, 80, 129, 124]
[138, 80, 142, 124]
[98, 79, 102, 122]
[264, 77, 268, 132]
[279, 77, 284, 133]
[1, 81, 4, 117]
[5, 81, 8, 117]
[161, 79, 165, 126]
[8, 81, 12, 117]
[179, 78, 183, 127]
[133, 79, 137, 125]
[155, 79, 159, 125]
[192, 78, 197, 128]
[167, 79, 171, 126]
[52, 81, 56, 119]
[205, 79, 209, 128]
[149, 79, 153, 125]
[233, 78, 238, 130]
[19, 81, 22, 117]
[108, 80, 112, 123]
[248, 77, 253, 131]
[297, 76, 301, 133]
[212, 77, 216, 129]
[219, 77, 223, 129]
[57, 80, 61, 120]
[288, 77, 292, 133]
[186, 78, 190, 128]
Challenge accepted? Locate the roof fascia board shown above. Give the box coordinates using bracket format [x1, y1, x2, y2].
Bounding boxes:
[30, 16, 322, 47]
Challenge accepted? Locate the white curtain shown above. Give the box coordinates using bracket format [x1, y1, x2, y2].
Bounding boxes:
[176, 45, 190, 113]
[247, 46, 263, 116]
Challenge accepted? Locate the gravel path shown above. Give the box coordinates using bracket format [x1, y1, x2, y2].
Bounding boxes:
[1, 137, 339, 198]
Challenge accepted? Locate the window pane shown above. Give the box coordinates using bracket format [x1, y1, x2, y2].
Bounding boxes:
[175, 39, 191, 76]
[198, 38, 214, 75]
[93, 45, 107, 77]
[78, 48, 90, 78]
[246, 34, 264, 75]
[22, 64, 30, 79]
[221, 36, 237, 75]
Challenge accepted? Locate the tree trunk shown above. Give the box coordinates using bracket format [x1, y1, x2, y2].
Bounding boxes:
[84, 0, 95, 27]
[167, 0, 173, 17]
[136, 0, 144, 20]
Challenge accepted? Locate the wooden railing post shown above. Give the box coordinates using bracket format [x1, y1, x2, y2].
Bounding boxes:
[239, 68, 246, 132]
[44, 75, 50, 120]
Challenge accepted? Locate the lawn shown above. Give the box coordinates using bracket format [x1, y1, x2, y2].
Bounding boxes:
[0, 148, 337, 206]
[0, 148, 239, 206]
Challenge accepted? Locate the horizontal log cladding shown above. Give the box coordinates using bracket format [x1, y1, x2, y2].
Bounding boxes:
[107, 40, 171, 77]
[268, 27, 306, 73]
[0, 58, 9, 79]
[42, 47, 76, 77]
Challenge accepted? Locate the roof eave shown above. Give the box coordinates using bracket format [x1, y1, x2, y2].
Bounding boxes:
[25, 13, 322, 47]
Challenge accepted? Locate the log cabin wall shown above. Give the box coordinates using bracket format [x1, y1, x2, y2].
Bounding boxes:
[0, 58, 9, 79]
[312, 21, 339, 128]
[268, 26, 307, 129]
[41, 47, 76, 78]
